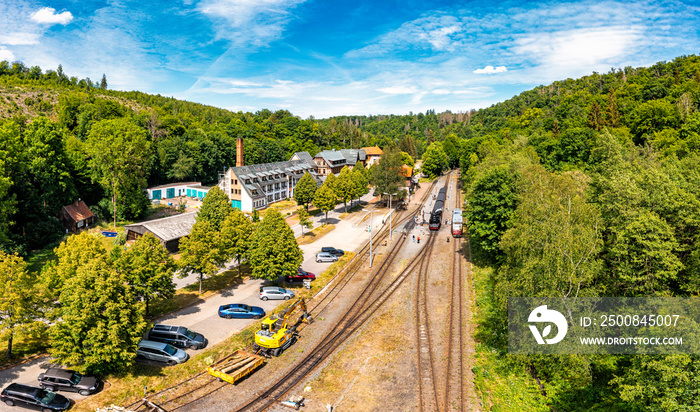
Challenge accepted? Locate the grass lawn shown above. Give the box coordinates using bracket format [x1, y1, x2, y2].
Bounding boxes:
[297, 223, 336, 245]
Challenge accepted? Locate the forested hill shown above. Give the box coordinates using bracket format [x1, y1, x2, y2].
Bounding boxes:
[458, 54, 700, 411]
[1, 60, 391, 254]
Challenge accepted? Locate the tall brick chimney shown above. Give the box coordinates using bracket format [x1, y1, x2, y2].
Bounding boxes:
[236, 138, 244, 167]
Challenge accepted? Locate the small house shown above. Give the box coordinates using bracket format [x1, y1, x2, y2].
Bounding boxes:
[58, 200, 96, 232]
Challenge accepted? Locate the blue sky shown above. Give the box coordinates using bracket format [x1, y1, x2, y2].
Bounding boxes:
[1, 0, 699, 118]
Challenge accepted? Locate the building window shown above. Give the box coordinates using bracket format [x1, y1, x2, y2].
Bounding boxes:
[268, 195, 273, 202]
[234, 179, 238, 185]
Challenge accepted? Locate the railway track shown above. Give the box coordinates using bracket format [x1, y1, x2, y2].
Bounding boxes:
[443, 173, 466, 412]
[415, 232, 440, 412]
[234, 176, 447, 411]
[415, 173, 467, 412]
[128, 178, 440, 412]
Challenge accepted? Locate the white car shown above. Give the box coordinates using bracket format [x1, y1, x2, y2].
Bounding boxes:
[316, 252, 338, 263]
[259, 286, 295, 301]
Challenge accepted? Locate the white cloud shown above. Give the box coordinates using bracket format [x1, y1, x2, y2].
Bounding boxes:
[0, 33, 40, 45]
[196, 0, 306, 46]
[30, 7, 73, 25]
[377, 85, 419, 95]
[0, 47, 15, 61]
[473, 65, 507, 74]
[512, 27, 642, 68]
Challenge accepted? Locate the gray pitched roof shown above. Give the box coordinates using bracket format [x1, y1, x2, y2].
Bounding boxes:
[315, 150, 346, 163]
[124, 211, 198, 242]
[290, 151, 315, 167]
[229, 159, 316, 199]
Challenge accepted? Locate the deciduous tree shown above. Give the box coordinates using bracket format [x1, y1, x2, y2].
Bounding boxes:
[351, 167, 368, 207]
[116, 232, 176, 316]
[178, 220, 223, 294]
[248, 209, 302, 281]
[313, 183, 337, 224]
[297, 207, 313, 235]
[84, 118, 151, 228]
[422, 141, 449, 178]
[219, 209, 253, 276]
[369, 149, 403, 200]
[466, 167, 520, 266]
[49, 258, 146, 374]
[197, 186, 231, 230]
[0, 251, 38, 359]
[334, 166, 355, 213]
[293, 172, 318, 210]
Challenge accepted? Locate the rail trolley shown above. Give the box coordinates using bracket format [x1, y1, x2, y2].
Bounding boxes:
[451, 209, 463, 237]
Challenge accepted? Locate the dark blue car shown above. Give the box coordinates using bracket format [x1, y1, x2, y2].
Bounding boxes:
[218, 304, 266, 319]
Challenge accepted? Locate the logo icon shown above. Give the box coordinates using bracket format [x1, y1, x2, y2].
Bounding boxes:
[528, 305, 568, 344]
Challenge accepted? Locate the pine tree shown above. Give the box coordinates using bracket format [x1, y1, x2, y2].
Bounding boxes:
[100, 74, 107, 90]
[248, 208, 302, 281]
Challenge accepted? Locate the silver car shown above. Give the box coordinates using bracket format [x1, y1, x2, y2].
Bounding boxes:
[136, 340, 189, 365]
[259, 286, 295, 301]
[316, 252, 338, 263]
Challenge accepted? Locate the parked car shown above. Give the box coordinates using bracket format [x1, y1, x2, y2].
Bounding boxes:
[316, 252, 338, 263]
[321, 247, 344, 256]
[285, 268, 317, 283]
[218, 303, 266, 319]
[259, 286, 295, 301]
[38, 368, 101, 396]
[136, 340, 189, 365]
[147, 324, 207, 350]
[1, 383, 71, 411]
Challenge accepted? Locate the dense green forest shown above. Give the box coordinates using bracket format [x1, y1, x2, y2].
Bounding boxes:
[462, 55, 700, 411]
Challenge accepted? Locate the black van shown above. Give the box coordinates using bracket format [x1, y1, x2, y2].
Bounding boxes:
[1, 383, 71, 411]
[147, 324, 207, 350]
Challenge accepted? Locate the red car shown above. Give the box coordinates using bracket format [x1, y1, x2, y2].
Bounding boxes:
[285, 268, 316, 283]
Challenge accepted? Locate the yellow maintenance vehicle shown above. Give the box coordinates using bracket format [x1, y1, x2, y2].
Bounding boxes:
[253, 297, 313, 357]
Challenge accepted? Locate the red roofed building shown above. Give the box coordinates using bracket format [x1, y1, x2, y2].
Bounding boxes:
[58, 200, 96, 232]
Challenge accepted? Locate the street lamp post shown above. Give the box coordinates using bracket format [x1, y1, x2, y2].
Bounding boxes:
[383, 192, 397, 240]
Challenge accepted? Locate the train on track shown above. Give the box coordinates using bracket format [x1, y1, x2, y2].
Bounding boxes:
[452, 208, 463, 237]
[429, 187, 447, 231]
